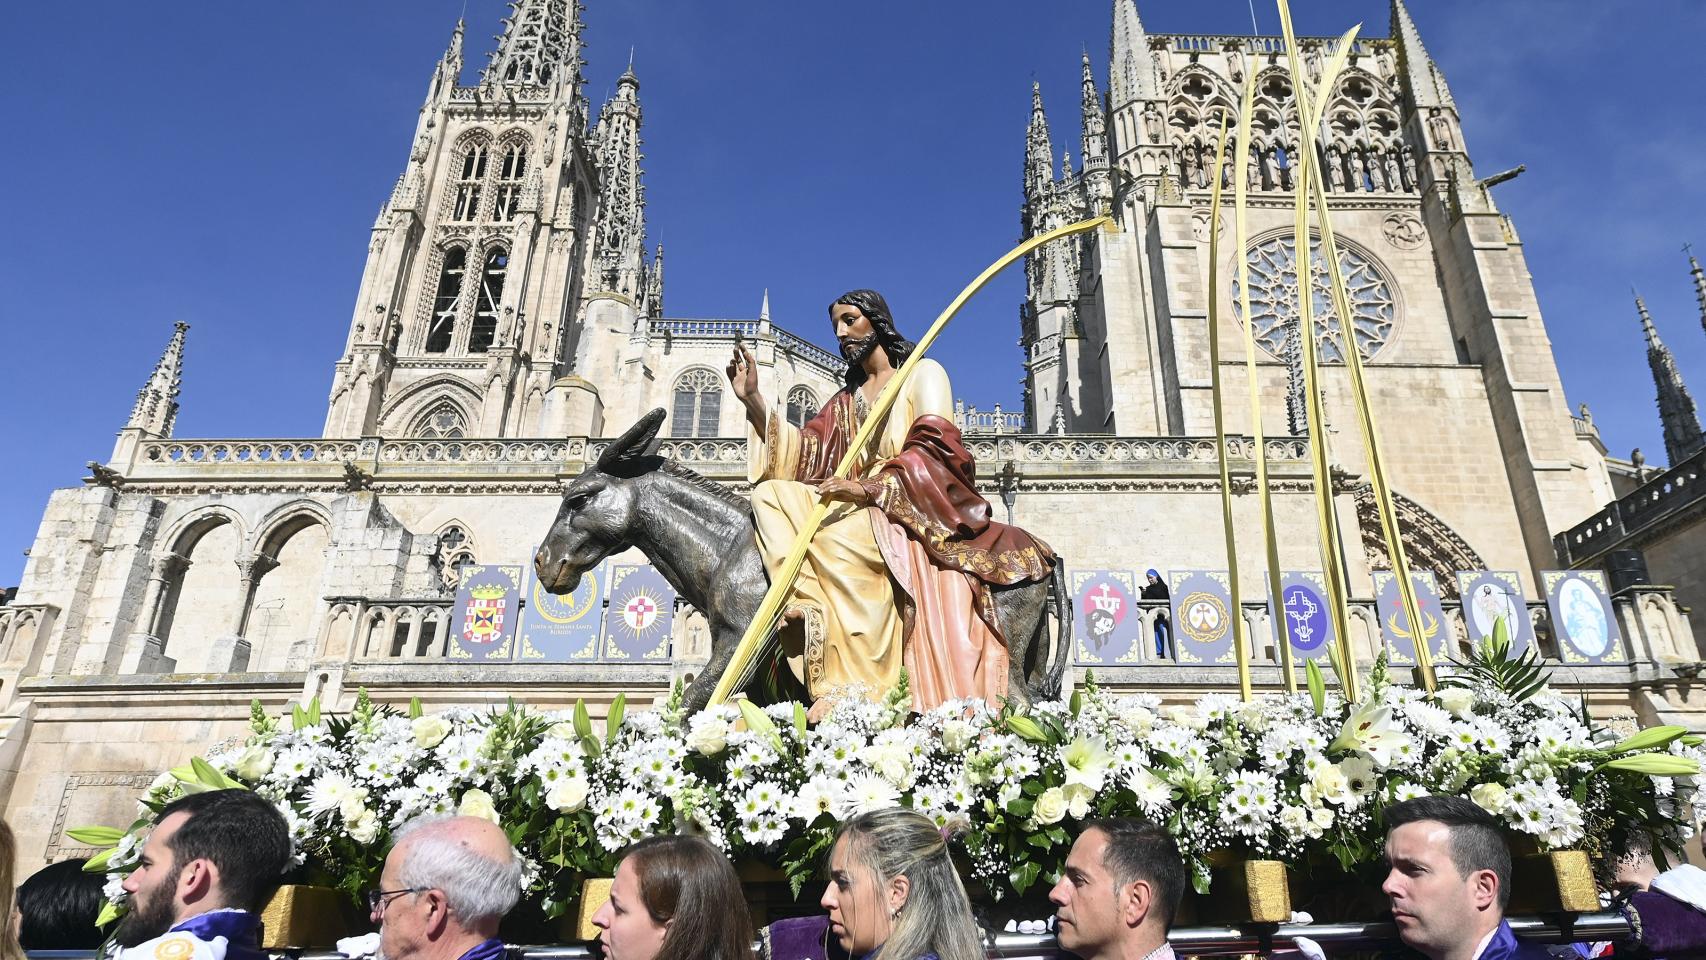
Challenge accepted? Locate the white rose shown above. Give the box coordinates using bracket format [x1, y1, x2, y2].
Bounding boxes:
[1469, 782, 1509, 815]
[1122, 707, 1156, 732]
[458, 788, 501, 824]
[339, 788, 371, 824]
[235, 746, 274, 781]
[1437, 687, 1475, 720]
[1311, 806, 1335, 829]
[1311, 765, 1351, 806]
[1279, 805, 1310, 835]
[1164, 706, 1209, 732]
[686, 719, 729, 756]
[1034, 787, 1068, 825]
[412, 715, 452, 749]
[546, 777, 590, 813]
[1062, 782, 1094, 820]
[941, 719, 974, 754]
[347, 809, 381, 845]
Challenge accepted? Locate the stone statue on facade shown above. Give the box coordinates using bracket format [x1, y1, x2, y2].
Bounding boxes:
[1143, 102, 1163, 144]
[1428, 109, 1455, 150]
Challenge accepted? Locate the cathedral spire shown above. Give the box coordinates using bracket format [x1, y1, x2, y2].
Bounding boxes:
[1688, 248, 1706, 338]
[1025, 82, 1055, 200]
[1636, 292, 1706, 464]
[484, 0, 584, 89]
[1080, 51, 1108, 168]
[1390, 0, 1455, 111]
[1109, 0, 1157, 110]
[128, 321, 188, 438]
[760, 289, 771, 323]
[592, 64, 647, 296]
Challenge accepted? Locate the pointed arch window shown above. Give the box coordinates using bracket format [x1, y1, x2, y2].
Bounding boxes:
[434, 522, 477, 589]
[411, 400, 468, 439]
[453, 143, 488, 221]
[494, 144, 528, 222]
[468, 247, 508, 354]
[670, 368, 723, 438]
[785, 386, 820, 428]
[425, 246, 467, 354]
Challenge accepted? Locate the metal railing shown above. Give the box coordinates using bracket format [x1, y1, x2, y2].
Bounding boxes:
[1556, 446, 1706, 565]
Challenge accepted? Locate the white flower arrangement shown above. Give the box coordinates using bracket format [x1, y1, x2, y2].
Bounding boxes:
[72, 637, 1706, 926]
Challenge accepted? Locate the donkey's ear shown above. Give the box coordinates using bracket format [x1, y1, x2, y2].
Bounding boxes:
[598, 408, 667, 471]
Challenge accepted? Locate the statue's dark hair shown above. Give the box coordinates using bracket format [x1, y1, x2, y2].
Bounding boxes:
[830, 289, 915, 389]
[1385, 795, 1512, 909]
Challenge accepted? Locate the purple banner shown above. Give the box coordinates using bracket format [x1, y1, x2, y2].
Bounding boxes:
[1269, 571, 1335, 662]
[450, 564, 523, 662]
[600, 563, 677, 661]
[1373, 570, 1449, 667]
[1542, 570, 1625, 664]
[1072, 570, 1143, 665]
[517, 558, 607, 662]
[1455, 570, 1535, 657]
[1169, 570, 1236, 665]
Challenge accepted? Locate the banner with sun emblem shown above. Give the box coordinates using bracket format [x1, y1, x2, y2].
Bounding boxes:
[1268, 572, 1335, 662]
[1373, 570, 1449, 667]
[1455, 570, 1535, 657]
[1168, 570, 1236, 665]
[517, 559, 607, 662]
[451, 564, 522, 661]
[601, 563, 676, 661]
[1543, 570, 1625, 664]
[1071, 570, 1142, 665]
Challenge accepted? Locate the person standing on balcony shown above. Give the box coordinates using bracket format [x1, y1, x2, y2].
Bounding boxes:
[1141, 570, 1171, 659]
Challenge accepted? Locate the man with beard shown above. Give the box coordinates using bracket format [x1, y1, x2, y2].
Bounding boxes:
[727, 289, 1056, 715]
[114, 789, 291, 960]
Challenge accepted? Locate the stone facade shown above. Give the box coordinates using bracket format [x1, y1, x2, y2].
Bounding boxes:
[2, 0, 1703, 871]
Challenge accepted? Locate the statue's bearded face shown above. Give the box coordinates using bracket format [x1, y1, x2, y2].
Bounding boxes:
[832, 303, 880, 365]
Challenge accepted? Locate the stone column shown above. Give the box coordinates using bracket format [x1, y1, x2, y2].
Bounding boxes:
[209, 554, 278, 672]
[118, 553, 189, 674]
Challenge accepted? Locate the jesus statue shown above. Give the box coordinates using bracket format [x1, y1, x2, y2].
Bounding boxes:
[726, 289, 1057, 715]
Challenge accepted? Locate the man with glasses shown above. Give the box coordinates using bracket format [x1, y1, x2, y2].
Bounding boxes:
[371, 815, 522, 960]
[114, 789, 291, 960]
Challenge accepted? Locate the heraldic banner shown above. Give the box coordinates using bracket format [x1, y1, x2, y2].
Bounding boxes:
[1071, 570, 1142, 666]
[517, 558, 607, 662]
[1268, 571, 1335, 662]
[601, 563, 677, 661]
[1168, 570, 1236, 665]
[1543, 569, 1626, 664]
[1373, 569, 1449, 668]
[451, 564, 523, 661]
[1455, 570, 1535, 656]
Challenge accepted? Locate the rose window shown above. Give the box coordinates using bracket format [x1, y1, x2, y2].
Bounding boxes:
[1232, 234, 1396, 362]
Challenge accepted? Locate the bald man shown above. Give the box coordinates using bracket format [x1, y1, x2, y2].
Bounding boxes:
[370, 816, 523, 960]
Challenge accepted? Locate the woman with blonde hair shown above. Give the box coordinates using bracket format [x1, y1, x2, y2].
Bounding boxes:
[819, 809, 982, 960]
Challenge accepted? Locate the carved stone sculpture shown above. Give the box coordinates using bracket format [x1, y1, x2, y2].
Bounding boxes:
[535, 409, 1070, 715]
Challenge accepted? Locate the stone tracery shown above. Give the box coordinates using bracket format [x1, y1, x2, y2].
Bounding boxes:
[1233, 232, 1398, 363]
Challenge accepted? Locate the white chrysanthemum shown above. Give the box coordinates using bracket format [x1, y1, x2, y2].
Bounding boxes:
[843, 774, 901, 816]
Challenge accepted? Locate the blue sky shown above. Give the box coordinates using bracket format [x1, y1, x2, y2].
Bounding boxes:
[3, 1, 1704, 587]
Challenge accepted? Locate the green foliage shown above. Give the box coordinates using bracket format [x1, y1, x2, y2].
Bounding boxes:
[1305, 659, 1326, 715]
[1446, 615, 1548, 701]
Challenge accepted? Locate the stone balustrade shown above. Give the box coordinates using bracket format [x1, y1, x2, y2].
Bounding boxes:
[116, 433, 1310, 482]
[1556, 447, 1706, 565]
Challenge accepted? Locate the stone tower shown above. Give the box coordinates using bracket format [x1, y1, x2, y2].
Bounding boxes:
[1635, 292, 1705, 465]
[1017, 0, 1609, 587]
[322, 1, 658, 441]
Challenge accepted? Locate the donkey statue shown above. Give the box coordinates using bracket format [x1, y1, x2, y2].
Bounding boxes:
[535, 408, 1071, 715]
